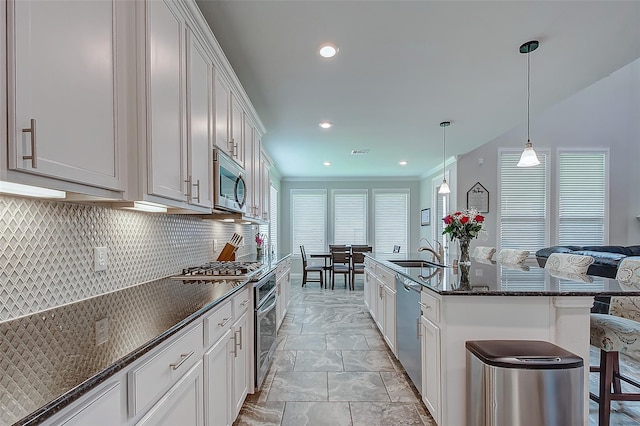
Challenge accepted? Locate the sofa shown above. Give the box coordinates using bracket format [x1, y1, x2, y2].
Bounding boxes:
[535, 245, 640, 279]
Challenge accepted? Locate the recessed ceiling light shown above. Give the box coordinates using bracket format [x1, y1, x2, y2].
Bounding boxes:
[319, 121, 333, 129]
[399, 161, 408, 166]
[323, 161, 332, 166]
[319, 43, 338, 58]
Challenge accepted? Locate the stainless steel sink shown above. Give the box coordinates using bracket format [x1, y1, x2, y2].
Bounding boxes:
[389, 259, 444, 268]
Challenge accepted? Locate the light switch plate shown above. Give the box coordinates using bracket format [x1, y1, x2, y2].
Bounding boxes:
[475, 269, 483, 277]
[94, 247, 107, 272]
[95, 318, 109, 345]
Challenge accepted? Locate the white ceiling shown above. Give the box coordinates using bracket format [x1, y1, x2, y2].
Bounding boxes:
[196, 0, 640, 179]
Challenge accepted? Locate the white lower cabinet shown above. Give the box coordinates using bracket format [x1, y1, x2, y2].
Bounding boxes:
[275, 258, 291, 329]
[421, 315, 441, 424]
[231, 311, 249, 419]
[43, 382, 123, 426]
[383, 283, 396, 355]
[204, 329, 233, 426]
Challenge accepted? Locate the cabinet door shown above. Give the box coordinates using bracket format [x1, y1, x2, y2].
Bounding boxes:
[244, 118, 255, 216]
[421, 316, 441, 424]
[260, 155, 270, 221]
[9, 0, 124, 191]
[45, 382, 122, 426]
[136, 361, 204, 426]
[186, 28, 213, 208]
[146, 0, 187, 201]
[214, 74, 232, 157]
[204, 330, 233, 426]
[232, 311, 249, 419]
[230, 94, 244, 167]
[383, 286, 396, 354]
[251, 131, 262, 218]
[375, 280, 385, 332]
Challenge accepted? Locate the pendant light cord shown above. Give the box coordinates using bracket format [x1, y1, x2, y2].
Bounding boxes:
[527, 48, 531, 143]
[442, 124, 446, 178]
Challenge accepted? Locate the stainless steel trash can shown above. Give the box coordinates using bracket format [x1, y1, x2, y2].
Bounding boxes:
[466, 340, 584, 426]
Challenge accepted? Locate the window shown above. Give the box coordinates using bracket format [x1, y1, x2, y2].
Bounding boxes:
[291, 189, 326, 256]
[333, 190, 367, 245]
[433, 176, 449, 247]
[558, 151, 607, 246]
[269, 186, 278, 254]
[498, 151, 549, 254]
[373, 189, 409, 254]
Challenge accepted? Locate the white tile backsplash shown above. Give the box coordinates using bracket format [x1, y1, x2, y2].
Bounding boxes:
[0, 195, 257, 322]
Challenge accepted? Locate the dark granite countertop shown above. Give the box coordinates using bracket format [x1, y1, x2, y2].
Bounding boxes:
[366, 252, 640, 296]
[1, 253, 291, 426]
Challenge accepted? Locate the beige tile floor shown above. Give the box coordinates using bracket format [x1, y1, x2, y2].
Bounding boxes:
[235, 275, 640, 425]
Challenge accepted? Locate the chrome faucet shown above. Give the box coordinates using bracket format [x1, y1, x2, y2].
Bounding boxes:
[418, 238, 444, 264]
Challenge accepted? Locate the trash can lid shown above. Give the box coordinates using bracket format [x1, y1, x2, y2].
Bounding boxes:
[465, 340, 583, 370]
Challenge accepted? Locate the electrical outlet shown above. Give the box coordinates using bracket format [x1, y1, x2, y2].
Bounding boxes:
[213, 239, 218, 251]
[94, 247, 108, 272]
[95, 318, 109, 345]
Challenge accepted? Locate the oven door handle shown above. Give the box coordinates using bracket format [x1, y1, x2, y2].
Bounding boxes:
[257, 296, 277, 319]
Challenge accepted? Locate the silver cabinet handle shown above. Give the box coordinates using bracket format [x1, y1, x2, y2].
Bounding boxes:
[235, 326, 243, 351]
[169, 351, 194, 370]
[184, 176, 192, 199]
[22, 118, 37, 168]
[234, 143, 238, 157]
[231, 333, 238, 358]
[416, 318, 421, 340]
[218, 317, 231, 327]
[418, 302, 430, 310]
[192, 179, 200, 203]
[240, 300, 249, 307]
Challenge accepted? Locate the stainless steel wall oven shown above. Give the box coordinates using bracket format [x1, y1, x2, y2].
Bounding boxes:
[254, 270, 277, 388]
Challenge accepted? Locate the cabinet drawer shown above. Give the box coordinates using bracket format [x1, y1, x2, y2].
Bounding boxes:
[376, 265, 394, 287]
[420, 291, 440, 323]
[129, 323, 203, 416]
[364, 257, 375, 273]
[233, 287, 251, 317]
[204, 300, 233, 348]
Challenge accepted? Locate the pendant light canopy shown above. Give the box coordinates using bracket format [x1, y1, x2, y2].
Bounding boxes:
[438, 121, 451, 194]
[517, 40, 541, 168]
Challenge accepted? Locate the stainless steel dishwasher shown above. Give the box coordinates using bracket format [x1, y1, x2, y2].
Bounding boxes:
[395, 273, 422, 392]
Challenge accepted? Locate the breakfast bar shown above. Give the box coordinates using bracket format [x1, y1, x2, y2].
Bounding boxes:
[364, 252, 640, 426]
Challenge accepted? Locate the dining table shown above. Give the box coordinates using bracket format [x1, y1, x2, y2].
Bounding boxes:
[309, 249, 352, 283]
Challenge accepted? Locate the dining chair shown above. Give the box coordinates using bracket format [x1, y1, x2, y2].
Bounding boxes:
[496, 248, 530, 265]
[330, 245, 351, 290]
[350, 245, 372, 286]
[300, 245, 324, 288]
[590, 256, 640, 425]
[544, 252, 595, 274]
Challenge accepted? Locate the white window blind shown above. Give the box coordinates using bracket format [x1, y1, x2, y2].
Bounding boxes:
[292, 189, 326, 256]
[499, 151, 548, 254]
[373, 190, 409, 254]
[269, 186, 278, 254]
[333, 190, 367, 245]
[435, 189, 447, 245]
[558, 152, 606, 246]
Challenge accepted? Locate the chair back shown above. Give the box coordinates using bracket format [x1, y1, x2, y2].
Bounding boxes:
[300, 245, 308, 266]
[329, 244, 348, 252]
[496, 248, 530, 265]
[610, 257, 640, 320]
[544, 253, 593, 274]
[351, 245, 372, 264]
[331, 248, 350, 265]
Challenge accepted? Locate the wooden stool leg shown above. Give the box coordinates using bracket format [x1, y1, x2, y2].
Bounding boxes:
[612, 351, 622, 394]
[599, 350, 615, 426]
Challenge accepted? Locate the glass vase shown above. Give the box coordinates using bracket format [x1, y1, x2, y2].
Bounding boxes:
[457, 237, 471, 266]
[256, 246, 263, 257]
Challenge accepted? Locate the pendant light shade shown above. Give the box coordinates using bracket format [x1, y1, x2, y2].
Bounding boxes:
[438, 121, 451, 194]
[517, 40, 540, 168]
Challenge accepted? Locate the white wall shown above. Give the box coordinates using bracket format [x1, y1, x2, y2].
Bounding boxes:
[427, 58, 640, 250]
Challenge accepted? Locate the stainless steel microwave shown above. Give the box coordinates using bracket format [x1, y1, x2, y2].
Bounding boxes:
[213, 149, 247, 214]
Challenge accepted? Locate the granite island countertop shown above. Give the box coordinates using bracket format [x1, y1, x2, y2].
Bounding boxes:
[366, 252, 640, 296]
[1, 253, 290, 426]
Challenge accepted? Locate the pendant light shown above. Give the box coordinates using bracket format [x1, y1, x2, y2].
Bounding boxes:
[438, 121, 451, 194]
[517, 40, 541, 167]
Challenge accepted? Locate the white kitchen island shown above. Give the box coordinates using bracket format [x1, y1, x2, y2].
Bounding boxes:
[365, 253, 637, 426]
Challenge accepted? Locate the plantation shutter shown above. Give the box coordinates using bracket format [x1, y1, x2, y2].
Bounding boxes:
[374, 190, 409, 254]
[558, 152, 606, 246]
[499, 151, 548, 254]
[334, 190, 367, 245]
[292, 189, 327, 256]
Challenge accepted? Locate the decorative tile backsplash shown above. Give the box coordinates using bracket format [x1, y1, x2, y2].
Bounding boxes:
[0, 195, 256, 322]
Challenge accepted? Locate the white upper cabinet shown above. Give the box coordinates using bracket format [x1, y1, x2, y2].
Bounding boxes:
[186, 27, 213, 209]
[230, 93, 245, 168]
[7, 0, 126, 192]
[144, 0, 187, 202]
[214, 74, 233, 158]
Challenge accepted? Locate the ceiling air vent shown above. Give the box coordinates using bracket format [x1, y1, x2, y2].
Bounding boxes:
[351, 149, 370, 155]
